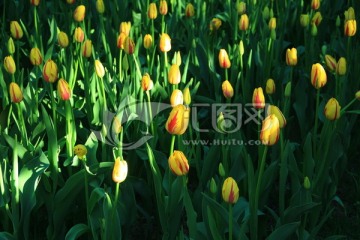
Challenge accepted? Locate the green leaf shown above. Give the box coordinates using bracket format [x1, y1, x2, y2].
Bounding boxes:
[266, 222, 300, 240]
[206, 206, 224, 240]
[65, 224, 89, 240]
[0, 232, 15, 240]
[283, 202, 320, 223]
[183, 185, 198, 239]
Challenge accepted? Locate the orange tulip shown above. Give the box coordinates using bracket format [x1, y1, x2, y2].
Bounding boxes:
[218, 49, 231, 69]
[252, 87, 265, 109]
[57, 78, 71, 101]
[222, 80, 234, 99]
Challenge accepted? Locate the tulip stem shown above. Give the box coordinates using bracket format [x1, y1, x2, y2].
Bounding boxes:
[83, 160, 91, 231]
[16, 103, 27, 145]
[169, 135, 176, 157]
[49, 83, 57, 136]
[11, 138, 19, 238]
[279, 130, 286, 221]
[164, 52, 168, 87]
[146, 91, 155, 136]
[313, 89, 320, 153]
[228, 204, 233, 240]
[119, 49, 123, 82]
[114, 182, 120, 208]
[340, 97, 356, 114]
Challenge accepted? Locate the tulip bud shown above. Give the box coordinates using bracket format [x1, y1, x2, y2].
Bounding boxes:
[73, 5, 86, 22]
[252, 87, 265, 109]
[311, 63, 327, 89]
[324, 98, 341, 121]
[74, 144, 87, 160]
[266, 78, 275, 94]
[148, 3, 158, 19]
[268, 17, 276, 30]
[355, 91, 360, 100]
[9, 82, 23, 103]
[210, 178, 217, 194]
[4, 55, 16, 74]
[58, 31, 69, 48]
[57, 78, 71, 101]
[81, 40, 92, 58]
[300, 14, 310, 27]
[96, 0, 105, 14]
[237, 2, 246, 14]
[122, 54, 129, 72]
[117, 32, 126, 49]
[267, 105, 286, 128]
[344, 7, 355, 21]
[112, 157, 128, 183]
[239, 14, 249, 31]
[159, 0, 168, 15]
[168, 64, 181, 85]
[42, 59, 58, 83]
[66, 0, 75, 4]
[239, 40, 244, 56]
[312, 12, 322, 26]
[217, 112, 227, 133]
[269, 9, 274, 19]
[7, 37, 15, 54]
[30, 0, 40, 6]
[262, 6, 270, 21]
[183, 87, 191, 105]
[29, 47, 42, 66]
[175, 51, 182, 66]
[286, 48, 297, 66]
[218, 163, 225, 177]
[143, 34, 153, 49]
[336, 16, 341, 27]
[165, 104, 190, 135]
[222, 177, 239, 204]
[159, 33, 171, 52]
[260, 114, 280, 145]
[168, 150, 189, 176]
[218, 49, 231, 69]
[185, 3, 195, 18]
[112, 116, 122, 134]
[94, 60, 105, 78]
[336, 57, 346, 76]
[74, 27, 85, 43]
[209, 18, 222, 31]
[344, 20, 357, 37]
[170, 89, 184, 107]
[123, 37, 135, 55]
[311, 0, 320, 10]
[304, 176, 311, 190]
[10, 21, 23, 39]
[119, 22, 131, 36]
[324, 54, 336, 72]
[222, 80, 234, 99]
[285, 82, 291, 97]
[311, 23, 318, 36]
[270, 29, 276, 40]
[141, 73, 154, 91]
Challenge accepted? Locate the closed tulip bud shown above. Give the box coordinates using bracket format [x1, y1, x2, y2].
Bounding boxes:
[4, 55, 16, 74]
[266, 78, 275, 94]
[267, 105, 286, 128]
[143, 34, 153, 49]
[218, 49, 231, 69]
[148, 3, 158, 19]
[300, 14, 310, 27]
[218, 162, 225, 177]
[355, 91, 360, 100]
[170, 89, 184, 107]
[81, 40, 92, 58]
[117, 32, 126, 49]
[112, 157, 128, 183]
[58, 31, 69, 48]
[10, 21, 23, 39]
[175, 51, 182, 66]
[260, 114, 280, 145]
[252, 87, 265, 109]
[119, 21, 131, 36]
[222, 177, 239, 204]
[344, 7, 355, 21]
[159, 0, 168, 15]
[168, 150, 189, 176]
[324, 98, 341, 120]
[123, 37, 135, 55]
[112, 116, 122, 134]
[336, 57, 346, 76]
[94, 60, 105, 78]
[96, 0, 105, 14]
[239, 40, 244, 56]
[30, 0, 40, 6]
[168, 64, 181, 85]
[311, 0, 320, 10]
[311, 63, 327, 89]
[210, 178, 217, 194]
[165, 104, 190, 135]
[66, 0, 75, 4]
[312, 12, 322, 26]
[74, 27, 85, 43]
[237, 2, 246, 14]
[185, 3, 195, 18]
[239, 14, 249, 31]
[311, 23, 318, 36]
[268, 17, 276, 30]
[159, 33, 171, 52]
[262, 6, 270, 21]
[42, 59, 58, 83]
[269, 9, 274, 19]
[209, 18, 222, 31]
[336, 16, 341, 27]
[57, 78, 71, 101]
[9, 82, 23, 103]
[183, 87, 191, 105]
[324, 54, 337, 72]
[74, 144, 87, 159]
[222, 80, 234, 99]
[304, 176, 311, 190]
[29, 47, 42, 66]
[7, 37, 15, 54]
[141, 73, 154, 91]
[285, 82, 291, 97]
[286, 48, 297, 66]
[73, 5, 86, 22]
[344, 20, 357, 37]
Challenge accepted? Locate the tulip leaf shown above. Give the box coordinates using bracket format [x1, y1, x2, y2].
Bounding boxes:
[0, 232, 15, 240]
[266, 221, 300, 240]
[183, 185, 198, 239]
[283, 202, 321, 223]
[200, 145, 221, 184]
[64, 224, 89, 240]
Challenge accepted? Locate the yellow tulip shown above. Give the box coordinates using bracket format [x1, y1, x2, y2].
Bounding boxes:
[311, 0, 320, 10]
[324, 54, 337, 72]
[74, 27, 85, 43]
[141, 73, 154, 91]
[143, 34, 153, 49]
[57, 78, 71, 101]
[268, 17, 276, 30]
[30, 0, 40, 6]
[267, 105, 286, 128]
[159, 33, 171, 52]
[117, 32, 126, 49]
[218, 49, 231, 69]
[96, 0, 105, 14]
[10, 21, 23, 39]
[112, 157, 128, 183]
[286, 48, 297, 66]
[266, 78, 275, 94]
[9, 82, 23, 103]
[209, 18, 222, 31]
[168, 150, 189, 176]
[58, 31, 69, 48]
[170, 89, 184, 107]
[7, 37, 15, 54]
[94, 60, 105, 78]
[239, 14, 249, 31]
[165, 104, 190, 135]
[159, 0, 168, 15]
[183, 87, 191, 105]
[344, 20, 357, 37]
[222, 177, 239, 204]
[260, 114, 280, 145]
[185, 3, 195, 18]
[324, 98, 341, 121]
[252, 87, 265, 109]
[312, 12, 322, 26]
[123, 37, 135, 55]
[148, 3, 158, 19]
[168, 64, 181, 85]
[300, 14, 310, 27]
[4, 55, 16, 74]
[73, 5, 86, 22]
[74, 144, 87, 160]
[336, 57, 346, 76]
[355, 91, 360, 100]
[119, 22, 131, 36]
[42, 59, 58, 83]
[237, 2, 246, 14]
[222, 80, 234, 99]
[311, 63, 327, 89]
[81, 40, 92, 58]
[29, 47, 42, 66]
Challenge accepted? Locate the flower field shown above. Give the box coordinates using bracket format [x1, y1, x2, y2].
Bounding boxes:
[0, 0, 360, 239]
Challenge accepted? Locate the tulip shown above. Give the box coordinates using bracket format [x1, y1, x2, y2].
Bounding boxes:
[304, 176, 311, 190]
[29, 47, 42, 66]
[117, 32, 126, 49]
[112, 116, 123, 134]
[183, 87, 191, 105]
[266, 78, 275, 94]
[218, 49, 231, 69]
[222, 177, 239, 204]
[42, 59, 58, 83]
[252, 87, 265, 109]
[159, 0, 168, 15]
[168, 64, 181, 85]
[210, 178, 217, 194]
[185, 3, 195, 18]
[324, 54, 337, 72]
[81, 40, 92, 58]
[239, 14, 249, 31]
[300, 14, 310, 27]
[336, 16, 341, 27]
[119, 22, 131, 36]
[123, 37, 135, 55]
[96, 0, 105, 14]
[311, 0, 320, 10]
[312, 12, 322, 26]
[267, 105, 286, 128]
[284, 82, 291, 97]
[168, 150, 189, 176]
[344, 20, 357, 37]
[324, 98, 341, 120]
[57, 78, 71, 101]
[66, 0, 75, 4]
[222, 80, 234, 99]
[74, 144, 87, 159]
[286, 48, 297, 66]
[148, 3, 158, 19]
[311, 63, 327, 89]
[159, 33, 171, 52]
[237, 2, 246, 14]
[141, 73, 154, 91]
[165, 104, 190, 135]
[175, 51, 182, 66]
[311, 23, 318, 36]
[170, 89, 184, 107]
[355, 91, 360, 100]
[7, 37, 15, 54]
[268, 17, 276, 30]
[112, 157, 128, 183]
[262, 6, 270, 21]
[58, 31, 69, 48]
[336, 57, 346, 76]
[73, 5, 86, 22]
[74, 27, 85, 43]
[260, 114, 280, 145]
[30, 0, 40, 6]
[143, 34, 153, 49]
[345, 7, 355, 21]
[10, 21, 23, 39]
[95, 60, 105, 78]
[9, 82, 23, 103]
[218, 162, 225, 177]
[209, 18, 222, 31]
[4, 55, 16, 74]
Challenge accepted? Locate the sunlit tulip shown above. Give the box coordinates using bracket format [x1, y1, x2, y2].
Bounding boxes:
[267, 105, 286, 128]
[344, 20, 357, 37]
[209, 18, 222, 31]
[260, 114, 280, 145]
[7, 37, 15, 54]
[222, 80, 234, 99]
[94, 60, 105, 78]
[239, 14, 249, 31]
[73, 5, 86, 22]
[185, 3, 195, 18]
[300, 14, 310, 27]
[159, 0, 168, 15]
[222, 177, 239, 204]
[57, 78, 71, 101]
[324, 98, 341, 121]
[237, 2, 246, 14]
[168, 64, 181, 85]
[117, 32, 126, 49]
[148, 3, 158, 19]
[119, 22, 131, 36]
[143, 34, 153, 49]
[123, 37, 135, 55]
[311, 0, 320, 10]
[81, 40, 92, 58]
[324, 54, 337, 72]
[159, 33, 171, 52]
[268, 17, 276, 30]
[168, 150, 189, 176]
[141, 73, 154, 91]
[311, 63, 327, 89]
[10, 21, 23, 39]
[74, 144, 87, 159]
[170, 89, 183, 107]
[336, 57, 346, 76]
[286, 48, 297, 66]
[74, 27, 85, 43]
[29, 47, 42, 66]
[165, 104, 190, 135]
[183, 87, 191, 105]
[4, 56, 16, 74]
[42, 59, 58, 83]
[96, 0, 105, 14]
[252, 87, 265, 109]
[218, 49, 231, 69]
[266, 78, 275, 94]
[58, 31, 69, 48]
[9, 82, 23, 103]
[112, 157, 128, 183]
